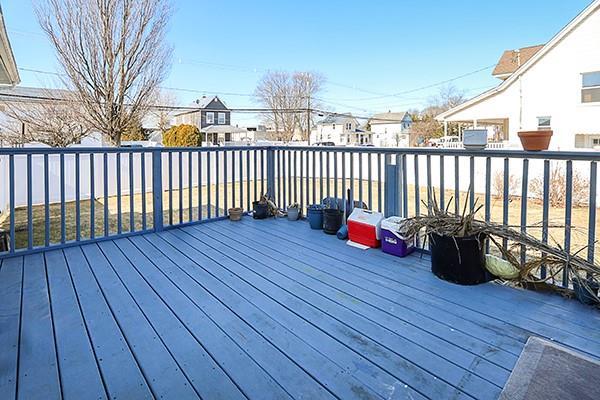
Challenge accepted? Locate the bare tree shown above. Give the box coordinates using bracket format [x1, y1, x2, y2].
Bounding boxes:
[151, 89, 178, 134]
[0, 90, 91, 147]
[255, 71, 324, 142]
[35, 0, 173, 146]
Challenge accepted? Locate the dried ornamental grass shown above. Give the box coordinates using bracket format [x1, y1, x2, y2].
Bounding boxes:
[396, 190, 599, 305]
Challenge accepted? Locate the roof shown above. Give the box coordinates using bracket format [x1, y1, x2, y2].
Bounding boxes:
[318, 114, 357, 125]
[437, 0, 600, 121]
[174, 96, 228, 117]
[369, 111, 409, 125]
[202, 124, 246, 134]
[0, 4, 20, 85]
[492, 45, 544, 77]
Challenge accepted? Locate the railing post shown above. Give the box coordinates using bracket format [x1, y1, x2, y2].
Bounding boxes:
[267, 147, 275, 198]
[152, 149, 164, 232]
[384, 154, 400, 217]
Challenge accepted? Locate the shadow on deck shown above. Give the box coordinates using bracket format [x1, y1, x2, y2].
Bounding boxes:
[1, 217, 598, 400]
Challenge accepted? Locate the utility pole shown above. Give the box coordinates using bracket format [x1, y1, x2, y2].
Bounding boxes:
[306, 95, 311, 145]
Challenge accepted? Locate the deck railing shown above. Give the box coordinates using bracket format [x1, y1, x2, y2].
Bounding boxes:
[1, 145, 598, 289]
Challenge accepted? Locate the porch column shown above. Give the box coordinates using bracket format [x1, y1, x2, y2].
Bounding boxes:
[444, 121, 448, 136]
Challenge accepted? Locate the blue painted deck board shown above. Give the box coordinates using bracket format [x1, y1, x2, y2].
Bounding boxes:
[248, 219, 600, 357]
[2, 218, 599, 400]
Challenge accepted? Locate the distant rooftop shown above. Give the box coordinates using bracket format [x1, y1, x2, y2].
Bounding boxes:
[318, 114, 356, 125]
[369, 111, 409, 125]
[492, 45, 545, 78]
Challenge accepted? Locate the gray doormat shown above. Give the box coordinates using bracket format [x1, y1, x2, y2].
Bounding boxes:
[500, 336, 600, 400]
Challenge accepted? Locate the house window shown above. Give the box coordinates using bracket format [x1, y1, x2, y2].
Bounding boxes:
[332, 124, 336, 130]
[537, 116, 551, 130]
[582, 72, 600, 103]
[218, 112, 226, 124]
[345, 123, 352, 130]
[206, 112, 214, 124]
[594, 138, 600, 146]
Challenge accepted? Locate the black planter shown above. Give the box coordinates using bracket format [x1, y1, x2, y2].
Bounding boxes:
[323, 209, 343, 235]
[252, 201, 269, 219]
[573, 278, 600, 305]
[429, 233, 491, 285]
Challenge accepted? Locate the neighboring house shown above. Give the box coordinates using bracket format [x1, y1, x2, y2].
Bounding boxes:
[369, 111, 412, 148]
[174, 96, 245, 145]
[0, 4, 19, 86]
[437, 0, 600, 150]
[310, 114, 371, 146]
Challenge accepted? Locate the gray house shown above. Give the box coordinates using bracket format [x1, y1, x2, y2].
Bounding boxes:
[174, 96, 244, 145]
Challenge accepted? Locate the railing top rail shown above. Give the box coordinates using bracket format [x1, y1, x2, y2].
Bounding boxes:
[270, 146, 600, 161]
[0, 145, 270, 155]
[0, 144, 598, 161]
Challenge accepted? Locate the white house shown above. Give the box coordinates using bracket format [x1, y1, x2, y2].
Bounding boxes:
[369, 111, 412, 147]
[437, 0, 600, 151]
[310, 115, 371, 146]
[0, 4, 19, 86]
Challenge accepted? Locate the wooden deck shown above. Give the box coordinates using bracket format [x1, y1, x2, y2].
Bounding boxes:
[1, 218, 599, 400]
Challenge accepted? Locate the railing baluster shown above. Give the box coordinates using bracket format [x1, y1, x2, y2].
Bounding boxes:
[541, 160, 550, 279]
[294, 150, 298, 205]
[358, 152, 363, 207]
[588, 161, 597, 267]
[300, 151, 304, 212]
[402, 154, 408, 217]
[377, 153, 382, 213]
[129, 152, 135, 233]
[260, 149, 265, 197]
[103, 153, 109, 236]
[239, 150, 243, 209]
[9, 154, 15, 252]
[27, 154, 33, 249]
[283, 150, 287, 208]
[44, 154, 50, 247]
[563, 160, 573, 287]
[60, 153, 66, 243]
[319, 151, 323, 203]
[216, 151, 220, 218]
[207, 151, 211, 219]
[426, 155, 432, 212]
[90, 153, 96, 238]
[152, 149, 163, 232]
[224, 150, 228, 216]
[439, 155, 445, 209]
[231, 150, 236, 211]
[250, 149, 255, 208]
[168, 151, 173, 226]
[178, 151, 183, 223]
[469, 156, 475, 211]
[454, 156, 460, 215]
[140, 152, 146, 231]
[116, 152, 122, 235]
[485, 157, 491, 253]
[312, 151, 316, 204]
[75, 153, 81, 242]
[326, 151, 331, 200]
[189, 151, 193, 222]
[502, 158, 509, 251]
[414, 155, 420, 217]
[305, 150, 310, 208]
[520, 159, 529, 265]
[198, 151, 202, 220]
[341, 152, 346, 219]
[349, 152, 354, 208]
[368, 153, 372, 211]
[277, 150, 282, 205]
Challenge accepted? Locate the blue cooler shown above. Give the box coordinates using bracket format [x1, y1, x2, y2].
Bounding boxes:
[381, 217, 415, 257]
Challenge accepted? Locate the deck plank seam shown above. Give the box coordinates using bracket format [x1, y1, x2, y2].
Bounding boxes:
[241, 220, 600, 351]
[77, 245, 158, 399]
[166, 229, 480, 399]
[96, 242, 204, 400]
[197, 223, 516, 375]
[134, 234, 298, 400]
[58, 249, 111, 399]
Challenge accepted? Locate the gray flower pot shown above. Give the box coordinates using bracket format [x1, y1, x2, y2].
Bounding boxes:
[287, 207, 300, 221]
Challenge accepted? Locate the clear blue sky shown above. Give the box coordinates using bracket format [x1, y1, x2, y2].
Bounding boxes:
[3, 0, 593, 124]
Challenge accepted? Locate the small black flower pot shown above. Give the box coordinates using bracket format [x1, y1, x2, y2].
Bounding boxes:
[429, 233, 492, 285]
[323, 209, 343, 235]
[573, 278, 600, 305]
[252, 201, 269, 219]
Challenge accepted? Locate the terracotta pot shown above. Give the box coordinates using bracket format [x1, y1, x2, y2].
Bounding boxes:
[228, 207, 243, 221]
[518, 130, 553, 151]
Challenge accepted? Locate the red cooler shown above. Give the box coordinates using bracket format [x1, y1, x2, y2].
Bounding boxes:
[347, 209, 384, 248]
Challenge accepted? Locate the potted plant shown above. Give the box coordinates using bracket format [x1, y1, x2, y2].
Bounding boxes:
[287, 203, 301, 221]
[307, 204, 324, 229]
[252, 197, 269, 219]
[518, 130, 553, 151]
[228, 207, 243, 221]
[323, 199, 344, 235]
